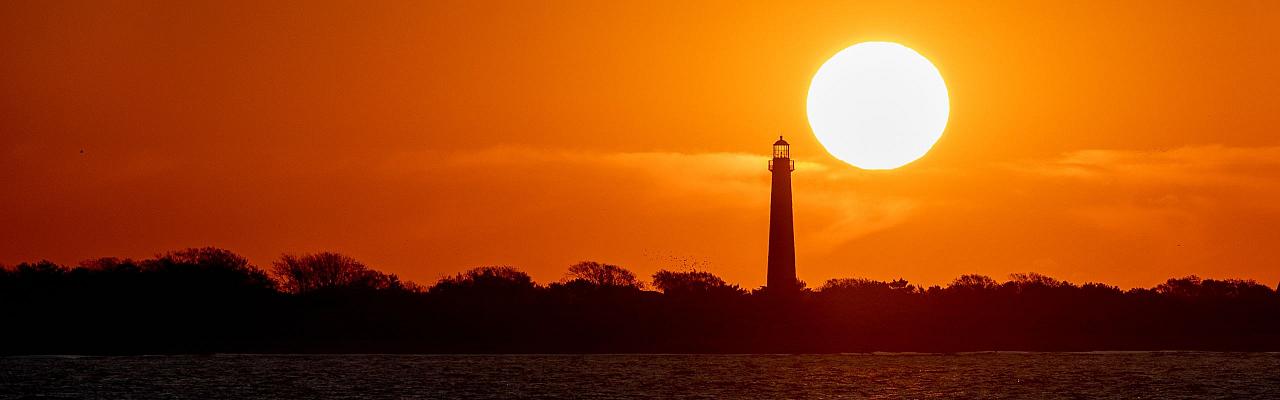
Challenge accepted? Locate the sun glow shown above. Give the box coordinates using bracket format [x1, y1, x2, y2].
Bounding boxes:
[807, 42, 950, 170]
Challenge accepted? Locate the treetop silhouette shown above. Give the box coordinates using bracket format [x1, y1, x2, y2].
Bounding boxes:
[2, 247, 1278, 354]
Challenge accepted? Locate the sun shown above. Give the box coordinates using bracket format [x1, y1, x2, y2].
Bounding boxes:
[806, 42, 950, 170]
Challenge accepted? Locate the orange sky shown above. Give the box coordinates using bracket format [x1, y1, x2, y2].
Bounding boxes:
[3, 1, 1279, 289]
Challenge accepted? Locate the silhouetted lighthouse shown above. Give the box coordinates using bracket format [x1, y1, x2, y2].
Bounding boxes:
[767, 136, 797, 291]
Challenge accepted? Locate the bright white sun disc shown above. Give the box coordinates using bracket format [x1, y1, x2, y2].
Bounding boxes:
[806, 42, 949, 170]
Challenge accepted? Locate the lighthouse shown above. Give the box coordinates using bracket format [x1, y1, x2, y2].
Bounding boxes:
[767, 136, 798, 291]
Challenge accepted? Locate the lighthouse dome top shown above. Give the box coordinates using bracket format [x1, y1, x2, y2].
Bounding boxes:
[771, 136, 792, 161]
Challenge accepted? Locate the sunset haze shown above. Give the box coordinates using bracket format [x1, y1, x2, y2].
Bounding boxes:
[3, 0, 1279, 290]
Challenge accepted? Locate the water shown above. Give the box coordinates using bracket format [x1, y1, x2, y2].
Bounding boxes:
[2, 353, 1278, 399]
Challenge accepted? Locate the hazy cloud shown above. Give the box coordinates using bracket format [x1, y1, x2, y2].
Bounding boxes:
[431, 147, 921, 252]
[1012, 145, 1280, 187]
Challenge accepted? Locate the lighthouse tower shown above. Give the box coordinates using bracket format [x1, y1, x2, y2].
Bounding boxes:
[767, 136, 798, 291]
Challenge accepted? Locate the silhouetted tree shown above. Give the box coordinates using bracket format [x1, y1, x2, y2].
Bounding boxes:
[821, 278, 889, 292]
[7, 261, 68, 286]
[564, 261, 643, 289]
[1157, 275, 1274, 299]
[78, 257, 141, 274]
[1080, 282, 1123, 295]
[272, 252, 406, 294]
[652, 269, 744, 296]
[950, 274, 998, 291]
[146, 247, 276, 292]
[1006, 272, 1071, 290]
[1156, 275, 1204, 297]
[817, 277, 918, 304]
[3, 248, 1280, 355]
[888, 278, 913, 291]
[430, 266, 537, 295]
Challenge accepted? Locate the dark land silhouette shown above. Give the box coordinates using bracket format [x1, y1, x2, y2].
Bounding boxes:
[2, 247, 1278, 355]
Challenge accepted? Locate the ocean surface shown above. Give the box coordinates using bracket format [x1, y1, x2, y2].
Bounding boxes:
[2, 353, 1278, 399]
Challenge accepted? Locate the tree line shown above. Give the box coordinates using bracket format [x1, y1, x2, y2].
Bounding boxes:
[2, 247, 1278, 354]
